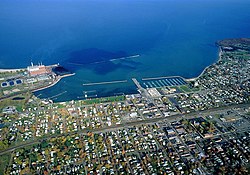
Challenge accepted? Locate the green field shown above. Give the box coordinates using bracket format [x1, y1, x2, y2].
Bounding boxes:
[179, 85, 192, 92]
[0, 93, 31, 111]
[0, 154, 11, 175]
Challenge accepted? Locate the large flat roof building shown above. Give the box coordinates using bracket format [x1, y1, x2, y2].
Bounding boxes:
[27, 63, 49, 76]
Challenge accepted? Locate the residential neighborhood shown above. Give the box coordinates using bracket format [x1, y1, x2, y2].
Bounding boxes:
[0, 39, 249, 174]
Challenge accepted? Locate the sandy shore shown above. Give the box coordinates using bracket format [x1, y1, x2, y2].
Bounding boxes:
[0, 64, 58, 73]
[0, 68, 26, 73]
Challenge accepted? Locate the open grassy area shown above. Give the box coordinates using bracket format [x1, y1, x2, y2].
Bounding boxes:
[0, 93, 31, 112]
[0, 154, 11, 175]
[82, 95, 125, 105]
[179, 85, 191, 92]
[56, 103, 65, 109]
[0, 71, 23, 78]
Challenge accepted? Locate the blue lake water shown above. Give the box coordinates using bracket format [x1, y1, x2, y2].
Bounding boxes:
[0, 0, 250, 101]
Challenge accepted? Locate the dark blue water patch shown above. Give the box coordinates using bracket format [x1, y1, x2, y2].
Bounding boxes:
[63, 48, 139, 75]
[1, 82, 8, 87]
[9, 81, 14, 86]
[16, 79, 22, 84]
[12, 97, 25, 100]
[52, 66, 72, 76]
[88, 60, 138, 75]
[65, 48, 127, 66]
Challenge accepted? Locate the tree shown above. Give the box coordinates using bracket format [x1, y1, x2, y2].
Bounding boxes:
[0, 140, 8, 150]
[41, 140, 49, 149]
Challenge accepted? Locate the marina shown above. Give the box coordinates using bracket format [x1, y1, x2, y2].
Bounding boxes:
[141, 76, 187, 88]
[81, 90, 98, 99]
[142, 76, 185, 81]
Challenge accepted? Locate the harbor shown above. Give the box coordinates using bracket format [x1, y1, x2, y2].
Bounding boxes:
[141, 76, 187, 88]
[83, 80, 128, 86]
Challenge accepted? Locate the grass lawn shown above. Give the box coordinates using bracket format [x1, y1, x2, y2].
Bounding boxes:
[191, 87, 200, 92]
[56, 103, 65, 108]
[0, 93, 31, 111]
[0, 154, 11, 175]
[179, 85, 191, 92]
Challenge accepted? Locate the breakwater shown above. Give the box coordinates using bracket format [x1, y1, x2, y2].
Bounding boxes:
[83, 80, 128, 86]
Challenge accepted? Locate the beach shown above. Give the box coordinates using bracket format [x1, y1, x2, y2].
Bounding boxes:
[0, 68, 25, 73]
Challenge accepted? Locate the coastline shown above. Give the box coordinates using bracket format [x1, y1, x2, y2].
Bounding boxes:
[0, 68, 26, 73]
[0, 64, 75, 100]
[0, 64, 59, 73]
[32, 47, 223, 101]
[31, 73, 75, 93]
[140, 46, 222, 83]
[185, 46, 222, 82]
[1, 45, 223, 101]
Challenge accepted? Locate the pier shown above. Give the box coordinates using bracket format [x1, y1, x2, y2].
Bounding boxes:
[83, 80, 127, 86]
[132, 78, 153, 101]
[141, 76, 187, 88]
[132, 78, 143, 90]
[48, 91, 67, 99]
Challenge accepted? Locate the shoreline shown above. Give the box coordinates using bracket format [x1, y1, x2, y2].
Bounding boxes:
[0, 63, 59, 73]
[0, 63, 75, 100]
[35, 47, 223, 101]
[31, 73, 75, 93]
[185, 46, 222, 82]
[0, 68, 26, 73]
[141, 46, 222, 83]
[1, 46, 223, 101]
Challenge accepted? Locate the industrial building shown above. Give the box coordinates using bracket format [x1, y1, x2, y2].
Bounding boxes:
[27, 62, 50, 76]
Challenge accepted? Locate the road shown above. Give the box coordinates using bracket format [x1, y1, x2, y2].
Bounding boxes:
[1, 103, 249, 156]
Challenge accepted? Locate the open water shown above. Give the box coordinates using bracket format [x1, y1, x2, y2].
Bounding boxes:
[0, 0, 250, 101]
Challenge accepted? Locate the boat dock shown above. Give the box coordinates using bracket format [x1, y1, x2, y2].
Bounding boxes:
[48, 91, 67, 99]
[83, 80, 127, 86]
[141, 76, 187, 88]
[132, 78, 153, 100]
[132, 78, 143, 90]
